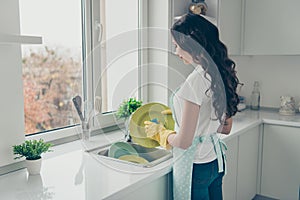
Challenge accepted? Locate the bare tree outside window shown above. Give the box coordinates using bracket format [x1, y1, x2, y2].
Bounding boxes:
[19, 0, 83, 135]
[19, 0, 140, 135]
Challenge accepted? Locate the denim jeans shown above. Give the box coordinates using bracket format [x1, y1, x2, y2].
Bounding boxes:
[191, 159, 225, 200]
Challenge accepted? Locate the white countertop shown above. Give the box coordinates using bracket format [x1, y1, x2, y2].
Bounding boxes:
[1, 109, 300, 200]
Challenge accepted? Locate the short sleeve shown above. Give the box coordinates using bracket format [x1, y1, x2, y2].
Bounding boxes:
[176, 68, 210, 106]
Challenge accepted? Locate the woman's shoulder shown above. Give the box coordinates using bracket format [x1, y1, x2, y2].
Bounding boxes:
[187, 65, 209, 84]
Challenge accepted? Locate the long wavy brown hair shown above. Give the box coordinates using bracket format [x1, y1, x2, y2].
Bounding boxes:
[171, 13, 240, 121]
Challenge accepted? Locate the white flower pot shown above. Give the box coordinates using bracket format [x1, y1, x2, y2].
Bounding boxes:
[26, 158, 42, 175]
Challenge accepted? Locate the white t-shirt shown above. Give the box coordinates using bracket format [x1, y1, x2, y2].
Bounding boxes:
[172, 65, 220, 163]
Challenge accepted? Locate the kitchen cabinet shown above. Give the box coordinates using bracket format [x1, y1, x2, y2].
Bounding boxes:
[123, 173, 170, 200]
[172, 0, 300, 56]
[236, 125, 260, 200]
[223, 137, 238, 200]
[172, 0, 242, 55]
[244, 0, 300, 55]
[223, 125, 260, 200]
[261, 124, 300, 200]
[172, 0, 218, 18]
[218, 0, 243, 55]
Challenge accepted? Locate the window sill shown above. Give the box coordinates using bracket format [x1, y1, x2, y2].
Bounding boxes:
[26, 120, 124, 144]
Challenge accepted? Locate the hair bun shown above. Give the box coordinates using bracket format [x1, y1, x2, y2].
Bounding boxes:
[189, 2, 208, 15]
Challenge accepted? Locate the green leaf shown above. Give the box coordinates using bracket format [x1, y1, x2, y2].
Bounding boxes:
[12, 139, 52, 160]
[116, 98, 142, 119]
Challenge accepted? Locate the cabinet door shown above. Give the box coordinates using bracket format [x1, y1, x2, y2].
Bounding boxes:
[244, 0, 300, 55]
[218, 0, 243, 55]
[237, 126, 260, 200]
[223, 137, 238, 200]
[123, 174, 169, 200]
[261, 125, 300, 199]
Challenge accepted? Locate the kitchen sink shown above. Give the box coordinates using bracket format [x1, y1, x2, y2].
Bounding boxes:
[87, 142, 172, 168]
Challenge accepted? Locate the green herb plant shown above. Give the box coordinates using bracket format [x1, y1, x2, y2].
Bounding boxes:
[13, 139, 52, 160]
[116, 98, 142, 119]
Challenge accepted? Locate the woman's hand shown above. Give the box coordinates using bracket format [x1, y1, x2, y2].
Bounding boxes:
[217, 117, 232, 135]
[144, 121, 175, 150]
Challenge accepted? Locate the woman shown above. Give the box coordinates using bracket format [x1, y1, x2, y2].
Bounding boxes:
[145, 13, 240, 200]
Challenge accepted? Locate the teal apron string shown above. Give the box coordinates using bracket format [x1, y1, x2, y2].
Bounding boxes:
[196, 134, 227, 175]
[169, 86, 181, 127]
[210, 134, 227, 174]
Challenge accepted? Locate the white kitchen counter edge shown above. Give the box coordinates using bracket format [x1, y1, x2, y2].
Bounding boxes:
[262, 118, 300, 128]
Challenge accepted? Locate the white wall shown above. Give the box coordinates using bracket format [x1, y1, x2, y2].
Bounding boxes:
[234, 55, 300, 109]
[147, 0, 170, 105]
[168, 54, 300, 110]
[169, 0, 300, 110]
[0, 0, 26, 167]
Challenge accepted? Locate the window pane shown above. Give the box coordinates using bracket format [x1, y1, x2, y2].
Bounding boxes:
[99, 0, 139, 113]
[19, 0, 83, 135]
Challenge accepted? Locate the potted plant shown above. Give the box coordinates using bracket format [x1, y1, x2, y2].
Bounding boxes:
[13, 139, 52, 175]
[116, 98, 142, 141]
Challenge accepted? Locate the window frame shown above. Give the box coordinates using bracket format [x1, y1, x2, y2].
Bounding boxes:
[26, 0, 148, 143]
[84, 0, 149, 131]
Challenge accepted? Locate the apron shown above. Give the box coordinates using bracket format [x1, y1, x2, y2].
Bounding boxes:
[170, 87, 227, 200]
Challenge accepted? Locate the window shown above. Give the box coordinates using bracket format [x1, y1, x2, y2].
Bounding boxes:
[19, 0, 83, 136]
[81, 0, 142, 130]
[98, 0, 139, 113]
[19, 0, 142, 138]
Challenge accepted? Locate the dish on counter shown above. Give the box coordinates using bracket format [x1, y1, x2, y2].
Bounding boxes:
[118, 155, 149, 164]
[129, 102, 175, 148]
[108, 141, 138, 158]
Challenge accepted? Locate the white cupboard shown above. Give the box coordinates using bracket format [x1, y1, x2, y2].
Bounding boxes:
[223, 137, 239, 200]
[218, 0, 243, 55]
[123, 174, 170, 200]
[223, 125, 260, 200]
[172, 0, 242, 55]
[244, 0, 300, 55]
[261, 124, 300, 200]
[172, 0, 300, 56]
[236, 126, 260, 200]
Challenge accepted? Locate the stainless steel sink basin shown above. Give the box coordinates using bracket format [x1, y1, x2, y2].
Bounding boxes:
[87, 142, 172, 168]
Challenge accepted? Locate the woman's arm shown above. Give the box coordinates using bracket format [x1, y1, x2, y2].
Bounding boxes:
[167, 100, 200, 149]
[217, 117, 232, 135]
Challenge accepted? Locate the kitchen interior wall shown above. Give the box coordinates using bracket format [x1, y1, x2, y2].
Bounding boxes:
[233, 55, 300, 109]
[168, 54, 300, 110]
